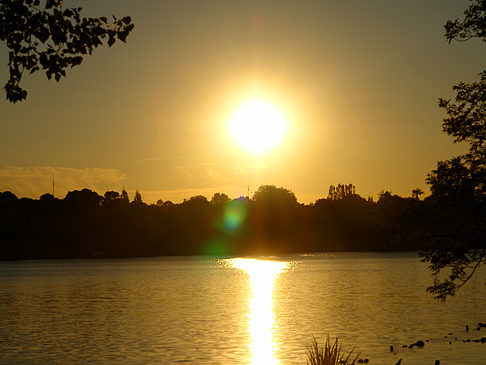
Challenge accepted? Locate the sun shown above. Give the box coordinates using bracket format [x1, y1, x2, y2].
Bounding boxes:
[228, 99, 287, 156]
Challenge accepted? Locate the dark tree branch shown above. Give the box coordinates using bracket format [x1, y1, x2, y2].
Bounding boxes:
[0, 0, 134, 102]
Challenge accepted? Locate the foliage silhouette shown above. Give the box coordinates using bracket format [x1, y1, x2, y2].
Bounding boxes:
[211, 192, 230, 205]
[132, 190, 144, 206]
[328, 184, 356, 200]
[411, 188, 424, 200]
[444, 0, 486, 43]
[420, 0, 486, 300]
[0, 184, 426, 260]
[0, 0, 134, 102]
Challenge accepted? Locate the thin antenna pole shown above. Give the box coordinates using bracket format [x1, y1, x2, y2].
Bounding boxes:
[52, 173, 55, 197]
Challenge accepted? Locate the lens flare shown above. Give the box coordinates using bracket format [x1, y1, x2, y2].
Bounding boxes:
[204, 200, 248, 255]
[223, 199, 247, 232]
[203, 238, 229, 256]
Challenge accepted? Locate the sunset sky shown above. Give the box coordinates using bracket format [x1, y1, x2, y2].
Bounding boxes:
[0, 0, 484, 203]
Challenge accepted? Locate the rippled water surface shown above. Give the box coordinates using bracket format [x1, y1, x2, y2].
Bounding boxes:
[1, 253, 485, 364]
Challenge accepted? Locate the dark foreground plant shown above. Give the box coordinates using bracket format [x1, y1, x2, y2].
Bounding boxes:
[307, 336, 359, 365]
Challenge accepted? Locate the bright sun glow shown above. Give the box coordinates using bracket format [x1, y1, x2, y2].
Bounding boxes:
[229, 258, 289, 365]
[228, 99, 288, 156]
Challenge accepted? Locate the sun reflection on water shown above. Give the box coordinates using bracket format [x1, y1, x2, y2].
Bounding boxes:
[229, 258, 288, 365]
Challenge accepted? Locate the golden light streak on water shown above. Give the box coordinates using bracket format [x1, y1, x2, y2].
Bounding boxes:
[229, 258, 288, 365]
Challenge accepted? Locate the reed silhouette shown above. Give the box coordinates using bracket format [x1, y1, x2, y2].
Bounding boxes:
[307, 336, 359, 365]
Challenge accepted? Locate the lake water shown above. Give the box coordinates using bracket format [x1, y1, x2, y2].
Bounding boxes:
[1, 252, 485, 364]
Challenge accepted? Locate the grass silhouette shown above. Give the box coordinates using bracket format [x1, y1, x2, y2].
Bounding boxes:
[307, 336, 359, 365]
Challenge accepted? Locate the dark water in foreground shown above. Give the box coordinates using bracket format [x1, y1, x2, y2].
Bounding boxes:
[1, 252, 485, 364]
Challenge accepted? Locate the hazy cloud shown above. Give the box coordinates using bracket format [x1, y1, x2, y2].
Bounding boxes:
[0, 166, 126, 199]
[0, 164, 294, 204]
[136, 185, 250, 204]
[172, 162, 234, 186]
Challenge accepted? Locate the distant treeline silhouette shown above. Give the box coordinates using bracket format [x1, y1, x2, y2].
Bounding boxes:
[0, 184, 458, 260]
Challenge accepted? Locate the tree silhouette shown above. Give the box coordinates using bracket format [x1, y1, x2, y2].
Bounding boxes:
[1, 0, 134, 102]
[328, 184, 356, 200]
[104, 191, 120, 201]
[444, 0, 486, 43]
[421, 0, 486, 300]
[252, 185, 297, 206]
[120, 190, 129, 205]
[132, 190, 144, 206]
[1, 184, 429, 260]
[211, 192, 230, 205]
[411, 188, 424, 200]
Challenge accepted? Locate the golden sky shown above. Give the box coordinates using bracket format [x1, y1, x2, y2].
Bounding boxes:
[0, 0, 484, 203]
